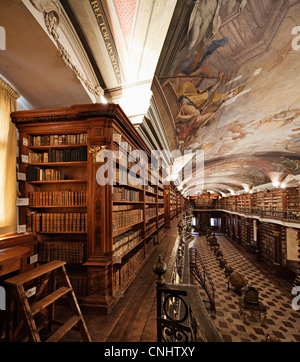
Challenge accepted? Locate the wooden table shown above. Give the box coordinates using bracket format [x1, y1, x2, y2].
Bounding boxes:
[0, 246, 31, 277]
[0, 246, 31, 340]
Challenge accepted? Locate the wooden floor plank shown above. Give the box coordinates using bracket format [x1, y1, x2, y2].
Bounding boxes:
[57, 217, 182, 342]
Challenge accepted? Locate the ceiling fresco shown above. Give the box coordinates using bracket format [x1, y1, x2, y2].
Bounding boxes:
[152, 0, 300, 196]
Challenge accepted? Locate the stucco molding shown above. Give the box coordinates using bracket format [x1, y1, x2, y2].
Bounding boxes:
[30, 0, 104, 98]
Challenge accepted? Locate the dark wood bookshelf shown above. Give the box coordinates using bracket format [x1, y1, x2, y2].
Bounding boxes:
[12, 103, 185, 314]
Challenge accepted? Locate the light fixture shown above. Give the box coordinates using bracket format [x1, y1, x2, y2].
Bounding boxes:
[243, 184, 249, 193]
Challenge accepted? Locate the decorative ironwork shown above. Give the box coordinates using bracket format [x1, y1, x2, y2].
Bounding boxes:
[156, 286, 193, 342]
[153, 212, 223, 343]
[189, 247, 216, 312]
[153, 255, 168, 285]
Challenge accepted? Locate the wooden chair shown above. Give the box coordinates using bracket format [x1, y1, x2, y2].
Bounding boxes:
[239, 286, 267, 325]
[4, 260, 91, 342]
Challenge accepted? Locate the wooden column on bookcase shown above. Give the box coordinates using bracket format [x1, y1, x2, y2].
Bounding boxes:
[164, 185, 171, 228]
[229, 214, 233, 239]
[237, 216, 241, 244]
[225, 214, 229, 235]
[245, 218, 251, 250]
[273, 226, 282, 276]
[83, 130, 113, 313]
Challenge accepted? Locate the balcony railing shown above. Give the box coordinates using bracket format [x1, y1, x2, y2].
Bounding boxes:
[191, 205, 300, 223]
[153, 209, 223, 342]
[156, 283, 223, 342]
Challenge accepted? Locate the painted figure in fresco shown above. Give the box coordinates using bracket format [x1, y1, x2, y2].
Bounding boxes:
[175, 74, 245, 149]
[170, 0, 247, 75]
[181, 37, 229, 76]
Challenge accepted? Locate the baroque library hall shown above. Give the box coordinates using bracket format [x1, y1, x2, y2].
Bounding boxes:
[0, 0, 300, 347]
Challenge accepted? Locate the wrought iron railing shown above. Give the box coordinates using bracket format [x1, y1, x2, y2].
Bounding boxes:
[192, 205, 300, 223]
[189, 247, 215, 312]
[153, 210, 223, 342]
[155, 283, 223, 342]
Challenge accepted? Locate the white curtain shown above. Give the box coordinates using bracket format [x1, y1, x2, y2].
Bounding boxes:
[0, 76, 20, 235]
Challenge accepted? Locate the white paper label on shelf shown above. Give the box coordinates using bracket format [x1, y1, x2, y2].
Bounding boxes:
[16, 198, 29, 206]
[17, 172, 26, 181]
[21, 154, 28, 163]
[25, 287, 36, 298]
[23, 138, 28, 146]
[29, 254, 38, 264]
[17, 225, 27, 233]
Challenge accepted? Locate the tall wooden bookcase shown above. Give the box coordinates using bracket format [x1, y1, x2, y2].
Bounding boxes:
[12, 103, 167, 314]
[164, 182, 181, 228]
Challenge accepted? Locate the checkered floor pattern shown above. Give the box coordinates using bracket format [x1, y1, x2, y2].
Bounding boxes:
[189, 234, 300, 342]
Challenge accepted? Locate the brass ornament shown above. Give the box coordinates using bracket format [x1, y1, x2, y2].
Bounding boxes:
[89, 145, 108, 162]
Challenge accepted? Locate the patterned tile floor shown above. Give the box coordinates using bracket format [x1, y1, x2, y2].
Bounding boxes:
[190, 234, 300, 342]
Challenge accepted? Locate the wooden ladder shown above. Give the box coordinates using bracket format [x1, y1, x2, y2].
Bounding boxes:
[4, 260, 91, 342]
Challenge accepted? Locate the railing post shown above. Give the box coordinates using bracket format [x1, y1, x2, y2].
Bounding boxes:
[153, 255, 167, 342]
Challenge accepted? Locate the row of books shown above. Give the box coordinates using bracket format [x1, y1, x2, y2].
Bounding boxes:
[113, 247, 145, 290]
[114, 168, 144, 187]
[28, 212, 87, 232]
[145, 185, 155, 193]
[158, 219, 164, 229]
[145, 207, 156, 221]
[28, 133, 87, 146]
[29, 191, 87, 206]
[112, 187, 140, 202]
[112, 131, 134, 154]
[145, 225, 156, 238]
[114, 169, 162, 190]
[158, 207, 164, 215]
[28, 147, 87, 163]
[113, 230, 141, 257]
[145, 195, 156, 203]
[112, 132, 163, 181]
[112, 205, 143, 231]
[38, 241, 85, 264]
[69, 274, 88, 297]
[58, 273, 87, 298]
[26, 166, 64, 181]
[145, 235, 157, 254]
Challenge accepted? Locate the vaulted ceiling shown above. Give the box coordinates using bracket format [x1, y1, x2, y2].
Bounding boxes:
[152, 0, 300, 196]
[0, 0, 299, 196]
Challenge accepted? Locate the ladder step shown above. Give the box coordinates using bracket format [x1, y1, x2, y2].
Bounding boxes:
[46, 315, 81, 342]
[5, 261, 66, 286]
[31, 287, 71, 316]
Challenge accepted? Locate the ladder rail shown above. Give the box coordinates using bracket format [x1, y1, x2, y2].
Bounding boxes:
[4, 261, 92, 342]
